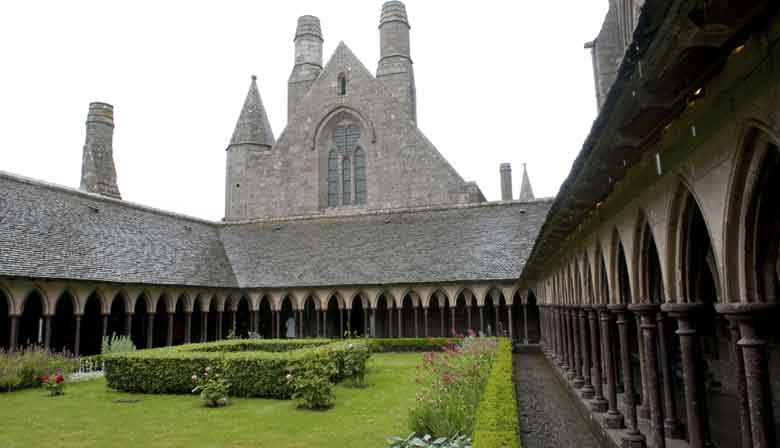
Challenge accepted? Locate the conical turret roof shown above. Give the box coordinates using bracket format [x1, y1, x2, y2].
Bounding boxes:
[229, 75, 275, 148]
[518, 163, 535, 201]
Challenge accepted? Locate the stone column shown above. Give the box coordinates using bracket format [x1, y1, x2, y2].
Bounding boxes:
[423, 308, 429, 338]
[102, 314, 108, 337]
[600, 307, 624, 428]
[555, 306, 565, 366]
[507, 306, 514, 341]
[44, 315, 52, 350]
[414, 306, 419, 338]
[724, 315, 752, 448]
[230, 311, 237, 334]
[125, 313, 132, 337]
[579, 307, 594, 398]
[450, 307, 456, 337]
[299, 309, 304, 338]
[184, 312, 191, 344]
[572, 307, 584, 388]
[250, 311, 257, 333]
[589, 306, 608, 412]
[610, 304, 646, 448]
[478, 305, 484, 334]
[202, 313, 208, 342]
[656, 311, 684, 438]
[365, 307, 370, 337]
[563, 307, 572, 375]
[146, 313, 154, 348]
[630, 303, 666, 448]
[467, 305, 472, 332]
[74, 315, 82, 357]
[636, 314, 651, 420]
[663, 303, 708, 448]
[9, 315, 19, 352]
[166, 312, 174, 346]
[716, 303, 777, 448]
[523, 304, 529, 343]
[397, 307, 402, 338]
[217, 311, 223, 340]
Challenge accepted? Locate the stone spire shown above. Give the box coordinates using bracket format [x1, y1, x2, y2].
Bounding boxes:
[518, 163, 535, 201]
[80, 102, 121, 199]
[229, 75, 275, 149]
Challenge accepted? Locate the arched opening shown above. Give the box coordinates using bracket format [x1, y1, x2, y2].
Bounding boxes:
[19, 291, 45, 348]
[191, 298, 203, 343]
[131, 296, 148, 349]
[208, 299, 218, 341]
[470, 294, 480, 334]
[153, 297, 168, 347]
[258, 297, 273, 338]
[484, 290, 500, 336]
[280, 296, 295, 339]
[338, 73, 347, 96]
[428, 295, 443, 337]
[401, 294, 416, 337]
[454, 292, 468, 335]
[0, 291, 10, 350]
[349, 296, 366, 337]
[374, 295, 389, 338]
[527, 289, 540, 342]
[81, 293, 103, 356]
[302, 296, 318, 338]
[107, 294, 127, 337]
[51, 292, 75, 353]
[221, 302, 232, 339]
[617, 241, 642, 405]
[326, 295, 341, 338]
[236, 296, 251, 338]
[172, 297, 186, 345]
[498, 296, 509, 338]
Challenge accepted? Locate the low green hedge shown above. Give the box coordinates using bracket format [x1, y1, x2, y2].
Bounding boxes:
[367, 338, 459, 352]
[472, 338, 519, 448]
[103, 339, 364, 399]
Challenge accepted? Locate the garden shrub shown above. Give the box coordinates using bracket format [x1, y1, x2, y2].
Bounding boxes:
[0, 346, 78, 392]
[101, 334, 136, 355]
[286, 349, 338, 409]
[103, 339, 368, 399]
[409, 337, 497, 438]
[472, 339, 518, 448]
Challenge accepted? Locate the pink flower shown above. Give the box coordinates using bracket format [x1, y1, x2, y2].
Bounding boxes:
[41, 374, 49, 383]
[55, 374, 64, 384]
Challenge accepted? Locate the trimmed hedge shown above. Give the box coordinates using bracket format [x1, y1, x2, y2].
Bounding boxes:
[472, 338, 519, 448]
[367, 338, 459, 352]
[103, 339, 364, 399]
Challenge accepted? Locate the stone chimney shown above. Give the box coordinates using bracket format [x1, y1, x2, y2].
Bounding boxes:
[500, 163, 512, 201]
[80, 102, 121, 199]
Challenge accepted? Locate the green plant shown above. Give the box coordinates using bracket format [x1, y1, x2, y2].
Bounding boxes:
[101, 333, 136, 355]
[368, 338, 460, 353]
[41, 372, 66, 396]
[0, 346, 78, 392]
[191, 365, 231, 407]
[388, 433, 472, 448]
[0, 351, 22, 392]
[409, 337, 497, 438]
[285, 350, 338, 409]
[472, 339, 518, 448]
[341, 342, 372, 387]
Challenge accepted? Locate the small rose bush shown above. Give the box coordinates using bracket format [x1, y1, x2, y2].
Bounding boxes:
[41, 371, 66, 396]
[191, 365, 231, 407]
[285, 350, 338, 410]
[340, 343, 372, 387]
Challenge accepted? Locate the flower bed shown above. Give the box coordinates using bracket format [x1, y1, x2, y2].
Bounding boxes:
[0, 346, 78, 392]
[472, 339, 518, 448]
[103, 339, 367, 399]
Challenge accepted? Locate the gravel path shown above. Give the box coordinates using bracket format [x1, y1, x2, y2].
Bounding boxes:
[513, 351, 604, 448]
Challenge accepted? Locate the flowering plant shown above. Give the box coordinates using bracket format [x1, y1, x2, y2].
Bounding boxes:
[285, 351, 338, 409]
[191, 365, 231, 407]
[341, 343, 371, 387]
[41, 371, 66, 396]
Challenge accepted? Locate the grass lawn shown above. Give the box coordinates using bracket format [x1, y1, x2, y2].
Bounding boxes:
[0, 352, 422, 448]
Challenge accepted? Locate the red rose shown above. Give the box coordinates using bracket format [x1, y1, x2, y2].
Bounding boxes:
[41, 375, 49, 383]
[55, 374, 64, 384]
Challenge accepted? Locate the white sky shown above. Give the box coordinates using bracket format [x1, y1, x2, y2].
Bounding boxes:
[0, 1, 607, 221]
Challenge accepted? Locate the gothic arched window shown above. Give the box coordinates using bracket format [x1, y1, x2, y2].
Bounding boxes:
[342, 157, 352, 204]
[327, 149, 339, 206]
[354, 147, 366, 205]
[338, 73, 347, 96]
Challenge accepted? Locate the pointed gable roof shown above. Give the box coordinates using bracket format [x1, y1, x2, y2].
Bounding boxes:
[519, 163, 535, 201]
[229, 75, 275, 148]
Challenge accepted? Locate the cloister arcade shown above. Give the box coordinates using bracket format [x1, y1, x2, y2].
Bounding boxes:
[0, 281, 540, 357]
[532, 125, 780, 448]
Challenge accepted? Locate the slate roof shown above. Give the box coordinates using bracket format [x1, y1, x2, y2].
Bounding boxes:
[221, 201, 551, 288]
[0, 172, 238, 288]
[0, 171, 550, 288]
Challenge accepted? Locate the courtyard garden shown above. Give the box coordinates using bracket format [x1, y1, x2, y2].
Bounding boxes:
[0, 336, 517, 448]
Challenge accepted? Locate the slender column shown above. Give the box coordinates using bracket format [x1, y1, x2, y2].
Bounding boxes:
[507, 306, 514, 341]
[610, 304, 646, 447]
[44, 315, 52, 350]
[202, 313, 208, 342]
[217, 311, 223, 340]
[478, 305, 484, 334]
[724, 315, 752, 448]
[102, 314, 108, 337]
[250, 310, 257, 333]
[414, 306, 419, 338]
[572, 307, 584, 388]
[600, 307, 625, 428]
[467, 305, 472, 332]
[663, 303, 707, 448]
[563, 307, 572, 374]
[589, 306, 608, 412]
[316, 309, 321, 338]
[9, 315, 19, 352]
[636, 314, 651, 420]
[74, 315, 82, 357]
[716, 303, 777, 448]
[450, 307, 456, 337]
[166, 312, 174, 346]
[339, 309, 344, 338]
[365, 307, 370, 336]
[423, 308, 429, 337]
[655, 311, 684, 438]
[230, 311, 237, 334]
[579, 307, 594, 398]
[125, 313, 132, 337]
[630, 304, 666, 448]
[184, 312, 191, 343]
[523, 304, 529, 343]
[555, 306, 565, 366]
[299, 309, 304, 338]
[397, 307, 402, 337]
[146, 313, 154, 348]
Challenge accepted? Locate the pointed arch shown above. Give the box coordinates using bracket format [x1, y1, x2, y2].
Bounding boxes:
[635, 212, 665, 304]
[354, 146, 366, 205]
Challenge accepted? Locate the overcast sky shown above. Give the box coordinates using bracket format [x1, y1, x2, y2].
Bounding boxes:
[0, 1, 607, 221]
